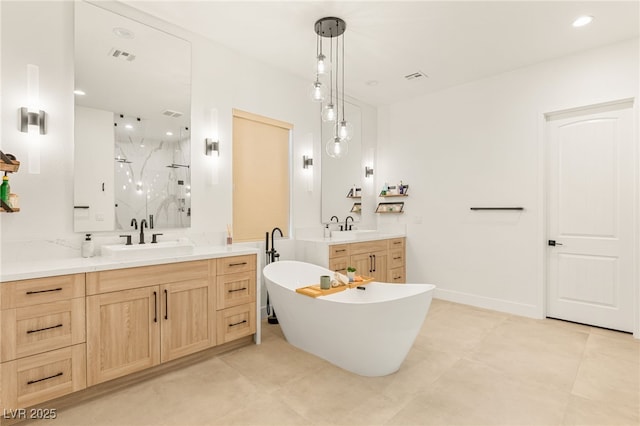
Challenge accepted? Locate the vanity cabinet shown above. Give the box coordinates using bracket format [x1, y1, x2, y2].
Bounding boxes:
[327, 237, 406, 283]
[0, 274, 87, 409]
[86, 260, 216, 386]
[215, 255, 257, 345]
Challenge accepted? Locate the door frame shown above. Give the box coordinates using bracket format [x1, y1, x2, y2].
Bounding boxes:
[538, 98, 639, 338]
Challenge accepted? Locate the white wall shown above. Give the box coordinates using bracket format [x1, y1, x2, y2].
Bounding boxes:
[0, 1, 377, 249]
[377, 38, 639, 320]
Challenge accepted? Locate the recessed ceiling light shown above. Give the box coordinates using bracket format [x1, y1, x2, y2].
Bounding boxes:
[125, 124, 133, 129]
[166, 131, 173, 136]
[113, 27, 134, 39]
[572, 15, 594, 27]
[74, 89, 86, 96]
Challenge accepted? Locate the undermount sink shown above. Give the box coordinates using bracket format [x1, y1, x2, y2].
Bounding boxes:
[101, 239, 195, 259]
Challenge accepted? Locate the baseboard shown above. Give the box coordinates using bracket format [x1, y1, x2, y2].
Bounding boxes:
[434, 288, 541, 319]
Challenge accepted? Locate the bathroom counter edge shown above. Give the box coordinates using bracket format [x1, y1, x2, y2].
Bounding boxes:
[1, 245, 260, 282]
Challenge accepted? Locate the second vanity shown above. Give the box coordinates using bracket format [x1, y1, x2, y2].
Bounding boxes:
[0, 245, 260, 413]
[296, 231, 407, 283]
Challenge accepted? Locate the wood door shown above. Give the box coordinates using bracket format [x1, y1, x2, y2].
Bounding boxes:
[86, 287, 160, 385]
[370, 250, 388, 282]
[160, 279, 215, 363]
[547, 101, 634, 332]
[350, 253, 373, 277]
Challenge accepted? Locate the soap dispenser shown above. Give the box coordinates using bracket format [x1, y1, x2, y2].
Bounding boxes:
[81, 234, 94, 258]
[324, 224, 331, 239]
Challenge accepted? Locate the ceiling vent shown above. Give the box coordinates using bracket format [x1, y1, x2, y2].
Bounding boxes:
[162, 109, 183, 118]
[404, 71, 429, 81]
[108, 48, 136, 62]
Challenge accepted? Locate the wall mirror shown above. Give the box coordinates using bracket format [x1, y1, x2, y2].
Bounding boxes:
[321, 101, 362, 224]
[73, 2, 191, 232]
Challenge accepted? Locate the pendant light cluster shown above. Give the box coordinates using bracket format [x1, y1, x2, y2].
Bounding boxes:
[311, 17, 352, 159]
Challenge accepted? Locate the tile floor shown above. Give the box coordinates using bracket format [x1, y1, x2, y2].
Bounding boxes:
[32, 299, 639, 425]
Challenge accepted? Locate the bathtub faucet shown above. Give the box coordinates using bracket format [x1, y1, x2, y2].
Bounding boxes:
[266, 227, 283, 264]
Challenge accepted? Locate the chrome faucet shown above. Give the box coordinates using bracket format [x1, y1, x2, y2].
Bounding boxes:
[330, 215, 343, 231]
[345, 216, 355, 231]
[139, 219, 148, 244]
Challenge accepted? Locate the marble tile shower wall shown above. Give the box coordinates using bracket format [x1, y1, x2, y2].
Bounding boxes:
[114, 124, 191, 230]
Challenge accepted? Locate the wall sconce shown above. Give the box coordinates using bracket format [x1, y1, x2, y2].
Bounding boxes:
[205, 138, 219, 156]
[303, 155, 313, 169]
[19, 64, 46, 174]
[365, 166, 374, 178]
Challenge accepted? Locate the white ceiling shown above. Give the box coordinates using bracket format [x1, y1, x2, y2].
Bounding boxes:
[122, 1, 639, 106]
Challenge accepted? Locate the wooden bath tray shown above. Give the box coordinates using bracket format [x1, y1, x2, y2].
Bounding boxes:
[346, 276, 375, 288]
[296, 276, 376, 297]
[296, 284, 346, 298]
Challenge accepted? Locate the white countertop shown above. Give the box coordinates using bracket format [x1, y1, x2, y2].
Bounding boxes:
[1, 244, 260, 282]
[295, 231, 406, 244]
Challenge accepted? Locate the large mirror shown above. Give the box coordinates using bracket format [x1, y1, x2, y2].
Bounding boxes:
[321, 101, 362, 224]
[73, 2, 191, 232]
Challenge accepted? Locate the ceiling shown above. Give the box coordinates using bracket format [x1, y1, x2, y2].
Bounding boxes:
[122, 1, 639, 106]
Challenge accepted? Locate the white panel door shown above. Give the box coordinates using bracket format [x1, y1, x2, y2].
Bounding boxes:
[547, 100, 634, 332]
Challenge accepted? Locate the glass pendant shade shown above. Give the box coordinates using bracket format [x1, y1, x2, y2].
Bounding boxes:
[310, 81, 325, 102]
[322, 103, 336, 122]
[316, 53, 330, 75]
[337, 120, 353, 141]
[326, 135, 348, 159]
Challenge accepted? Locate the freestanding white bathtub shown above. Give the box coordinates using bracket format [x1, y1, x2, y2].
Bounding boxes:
[263, 260, 435, 376]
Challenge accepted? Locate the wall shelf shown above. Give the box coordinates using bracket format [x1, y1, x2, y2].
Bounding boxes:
[375, 202, 404, 213]
[350, 203, 361, 213]
[379, 184, 408, 197]
[0, 150, 20, 213]
[346, 188, 362, 198]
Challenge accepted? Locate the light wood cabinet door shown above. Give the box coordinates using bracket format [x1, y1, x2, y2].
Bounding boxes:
[350, 251, 387, 281]
[1, 344, 86, 410]
[86, 287, 160, 386]
[217, 302, 256, 345]
[1, 298, 85, 362]
[370, 251, 388, 282]
[160, 279, 215, 363]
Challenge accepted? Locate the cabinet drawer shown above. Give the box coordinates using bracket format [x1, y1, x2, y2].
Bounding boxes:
[86, 260, 209, 295]
[1, 299, 85, 362]
[349, 240, 388, 256]
[216, 255, 256, 275]
[1, 344, 86, 410]
[329, 256, 348, 274]
[216, 303, 256, 345]
[329, 244, 350, 258]
[389, 249, 405, 269]
[1, 274, 85, 309]
[389, 267, 406, 284]
[388, 238, 405, 250]
[216, 272, 256, 310]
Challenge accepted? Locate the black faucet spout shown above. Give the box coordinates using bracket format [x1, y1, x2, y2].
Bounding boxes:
[130, 218, 138, 230]
[139, 219, 148, 244]
[345, 215, 355, 231]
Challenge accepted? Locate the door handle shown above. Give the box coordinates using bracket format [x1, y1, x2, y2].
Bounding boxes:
[368, 255, 373, 273]
[164, 289, 168, 320]
[153, 291, 158, 323]
[548, 240, 563, 246]
[372, 254, 376, 272]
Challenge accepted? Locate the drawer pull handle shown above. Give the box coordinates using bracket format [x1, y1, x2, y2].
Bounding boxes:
[336, 269, 346, 273]
[228, 287, 247, 293]
[229, 319, 247, 327]
[394, 241, 402, 245]
[27, 372, 63, 385]
[229, 262, 247, 267]
[393, 256, 402, 260]
[26, 287, 63, 295]
[336, 249, 346, 253]
[27, 324, 63, 334]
